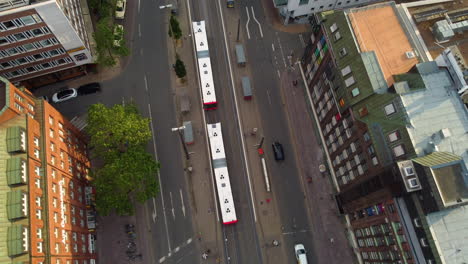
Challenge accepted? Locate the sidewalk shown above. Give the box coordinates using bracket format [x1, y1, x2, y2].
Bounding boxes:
[280, 70, 356, 264]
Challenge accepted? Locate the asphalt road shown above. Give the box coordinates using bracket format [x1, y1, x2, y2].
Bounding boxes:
[50, 0, 198, 263]
[232, 0, 317, 262]
[189, 0, 264, 263]
[46, 0, 317, 263]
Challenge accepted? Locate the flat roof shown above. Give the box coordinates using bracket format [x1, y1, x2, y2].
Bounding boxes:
[347, 3, 419, 86]
[405, 0, 468, 65]
[399, 63, 468, 169]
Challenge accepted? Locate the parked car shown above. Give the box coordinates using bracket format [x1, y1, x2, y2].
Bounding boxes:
[294, 244, 308, 264]
[272, 141, 284, 161]
[113, 25, 124, 47]
[52, 88, 77, 103]
[78, 83, 101, 95]
[115, 0, 126, 19]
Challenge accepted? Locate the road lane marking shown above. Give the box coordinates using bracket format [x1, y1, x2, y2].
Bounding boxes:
[187, 238, 192, 244]
[152, 197, 157, 222]
[144, 75, 148, 91]
[276, 32, 287, 68]
[251, 6, 263, 38]
[217, 0, 258, 223]
[170, 191, 175, 220]
[277, 70, 280, 78]
[159, 256, 166, 263]
[147, 103, 172, 251]
[174, 246, 180, 253]
[245, 7, 251, 39]
[186, 0, 220, 223]
[138, 0, 141, 13]
[271, 43, 275, 52]
[139, 24, 141, 38]
[180, 189, 186, 218]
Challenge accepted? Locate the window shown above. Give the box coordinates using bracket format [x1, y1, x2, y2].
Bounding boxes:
[39, 39, 52, 47]
[20, 15, 36, 25]
[14, 32, 27, 41]
[351, 88, 360, 97]
[54, 212, 58, 223]
[345, 76, 355, 87]
[339, 48, 347, 57]
[1, 62, 11, 68]
[36, 209, 42, 219]
[50, 142, 55, 152]
[37, 242, 43, 253]
[392, 144, 405, 157]
[35, 178, 41, 188]
[49, 128, 54, 138]
[420, 238, 428, 247]
[37, 228, 42, 239]
[334, 31, 341, 41]
[7, 47, 18, 55]
[33, 53, 43, 60]
[53, 198, 57, 208]
[51, 155, 55, 165]
[31, 28, 44, 36]
[3, 21, 16, 29]
[330, 23, 338, 32]
[384, 103, 396, 115]
[387, 130, 400, 142]
[51, 169, 56, 179]
[367, 145, 375, 155]
[341, 66, 351, 77]
[299, 0, 309, 5]
[34, 149, 40, 158]
[0, 37, 8, 45]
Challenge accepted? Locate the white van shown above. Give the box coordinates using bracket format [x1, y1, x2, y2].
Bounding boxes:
[294, 244, 308, 264]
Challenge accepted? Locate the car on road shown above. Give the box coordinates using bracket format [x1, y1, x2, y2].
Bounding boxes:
[113, 24, 124, 47]
[294, 244, 308, 264]
[115, 0, 126, 19]
[272, 141, 284, 161]
[78, 82, 101, 95]
[52, 88, 77, 103]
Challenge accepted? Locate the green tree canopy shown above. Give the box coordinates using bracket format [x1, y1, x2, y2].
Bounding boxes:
[87, 103, 159, 215]
[169, 15, 182, 40]
[174, 57, 186, 78]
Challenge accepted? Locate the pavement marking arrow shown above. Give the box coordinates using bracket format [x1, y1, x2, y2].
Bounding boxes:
[179, 189, 186, 218]
[152, 197, 157, 223]
[170, 192, 175, 220]
[245, 6, 250, 39]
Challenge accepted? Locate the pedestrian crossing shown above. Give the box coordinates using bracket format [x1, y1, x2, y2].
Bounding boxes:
[70, 115, 87, 131]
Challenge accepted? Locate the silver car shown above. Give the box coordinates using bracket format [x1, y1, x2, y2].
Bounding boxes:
[52, 88, 78, 103]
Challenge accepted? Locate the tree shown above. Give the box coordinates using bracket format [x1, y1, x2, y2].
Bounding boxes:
[93, 18, 116, 67]
[86, 103, 159, 215]
[174, 56, 186, 78]
[169, 15, 182, 40]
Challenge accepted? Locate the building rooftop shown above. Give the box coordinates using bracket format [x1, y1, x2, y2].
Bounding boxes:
[347, 2, 419, 86]
[413, 152, 468, 208]
[426, 204, 468, 264]
[399, 61, 468, 169]
[403, 0, 468, 74]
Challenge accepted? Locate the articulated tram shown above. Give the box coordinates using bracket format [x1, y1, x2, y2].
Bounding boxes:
[206, 123, 237, 224]
[192, 21, 217, 110]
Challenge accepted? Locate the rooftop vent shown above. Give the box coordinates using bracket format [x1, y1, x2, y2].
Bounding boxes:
[406, 51, 415, 59]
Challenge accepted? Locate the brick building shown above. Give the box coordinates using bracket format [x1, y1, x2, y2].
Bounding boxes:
[0, 0, 94, 88]
[0, 76, 96, 264]
[301, 0, 468, 263]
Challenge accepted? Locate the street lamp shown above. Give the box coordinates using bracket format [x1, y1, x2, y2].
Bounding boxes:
[171, 126, 190, 160]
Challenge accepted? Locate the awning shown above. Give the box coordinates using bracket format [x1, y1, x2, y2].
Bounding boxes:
[7, 225, 27, 256]
[7, 191, 27, 220]
[6, 126, 26, 153]
[6, 157, 27, 186]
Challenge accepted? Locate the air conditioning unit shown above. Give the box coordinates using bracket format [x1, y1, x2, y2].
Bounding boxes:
[406, 51, 415, 59]
[408, 178, 420, 189]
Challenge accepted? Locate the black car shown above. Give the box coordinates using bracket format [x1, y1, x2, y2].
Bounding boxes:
[78, 82, 101, 95]
[272, 141, 285, 161]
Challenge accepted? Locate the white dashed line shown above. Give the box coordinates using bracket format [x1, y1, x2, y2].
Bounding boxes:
[159, 257, 166, 263]
[245, 6, 250, 39]
[251, 6, 263, 38]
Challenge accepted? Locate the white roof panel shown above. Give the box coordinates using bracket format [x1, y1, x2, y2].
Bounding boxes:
[214, 167, 237, 224]
[207, 123, 225, 160]
[192, 21, 209, 53]
[198, 58, 216, 104]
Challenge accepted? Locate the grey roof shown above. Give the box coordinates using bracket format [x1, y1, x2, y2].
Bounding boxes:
[399, 63, 468, 169]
